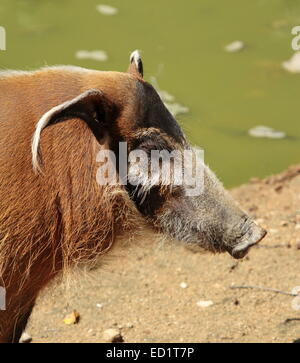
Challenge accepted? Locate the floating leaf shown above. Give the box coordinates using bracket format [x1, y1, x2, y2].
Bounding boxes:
[96, 4, 118, 16]
[75, 50, 108, 62]
[282, 52, 300, 73]
[224, 41, 245, 53]
[248, 126, 286, 139]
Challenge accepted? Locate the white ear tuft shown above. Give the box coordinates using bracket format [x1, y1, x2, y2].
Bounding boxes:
[129, 50, 143, 77]
[130, 50, 141, 66]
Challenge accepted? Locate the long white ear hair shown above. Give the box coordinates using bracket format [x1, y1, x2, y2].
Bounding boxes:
[31, 98, 81, 173]
[32, 89, 114, 173]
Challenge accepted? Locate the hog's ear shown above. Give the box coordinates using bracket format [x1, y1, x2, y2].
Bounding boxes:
[127, 50, 143, 78]
[32, 89, 118, 173]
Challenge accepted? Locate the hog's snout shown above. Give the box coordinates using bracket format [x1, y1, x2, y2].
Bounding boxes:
[228, 223, 267, 259]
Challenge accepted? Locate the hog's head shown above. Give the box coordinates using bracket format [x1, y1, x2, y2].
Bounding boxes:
[32, 51, 266, 259]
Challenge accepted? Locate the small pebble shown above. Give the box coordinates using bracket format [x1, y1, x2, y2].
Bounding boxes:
[63, 310, 80, 325]
[87, 329, 95, 336]
[197, 300, 214, 308]
[180, 282, 188, 289]
[102, 328, 124, 343]
[19, 332, 32, 343]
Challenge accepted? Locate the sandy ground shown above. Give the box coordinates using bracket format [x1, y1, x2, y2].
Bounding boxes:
[27, 166, 300, 343]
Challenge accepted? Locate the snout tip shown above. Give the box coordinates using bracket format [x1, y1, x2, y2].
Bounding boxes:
[230, 226, 267, 260]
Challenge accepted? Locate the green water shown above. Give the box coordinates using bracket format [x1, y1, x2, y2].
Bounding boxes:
[1, 0, 299, 187]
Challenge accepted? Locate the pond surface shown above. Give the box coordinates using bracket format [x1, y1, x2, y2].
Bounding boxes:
[1, 0, 299, 187]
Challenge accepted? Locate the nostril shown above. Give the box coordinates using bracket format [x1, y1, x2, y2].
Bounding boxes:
[230, 225, 267, 259]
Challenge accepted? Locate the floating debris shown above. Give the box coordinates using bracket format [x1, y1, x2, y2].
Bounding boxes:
[248, 126, 286, 139]
[150, 76, 189, 117]
[75, 50, 108, 62]
[282, 52, 300, 73]
[196, 300, 214, 308]
[224, 41, 245, 53]
[96, 4, 118, 16]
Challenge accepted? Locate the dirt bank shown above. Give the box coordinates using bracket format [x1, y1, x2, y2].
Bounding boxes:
[27, 166, 300, 343]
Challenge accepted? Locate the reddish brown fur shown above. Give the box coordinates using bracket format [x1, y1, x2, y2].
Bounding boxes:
[0, 67, 144, 342]
[0, 63, 267, 342]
